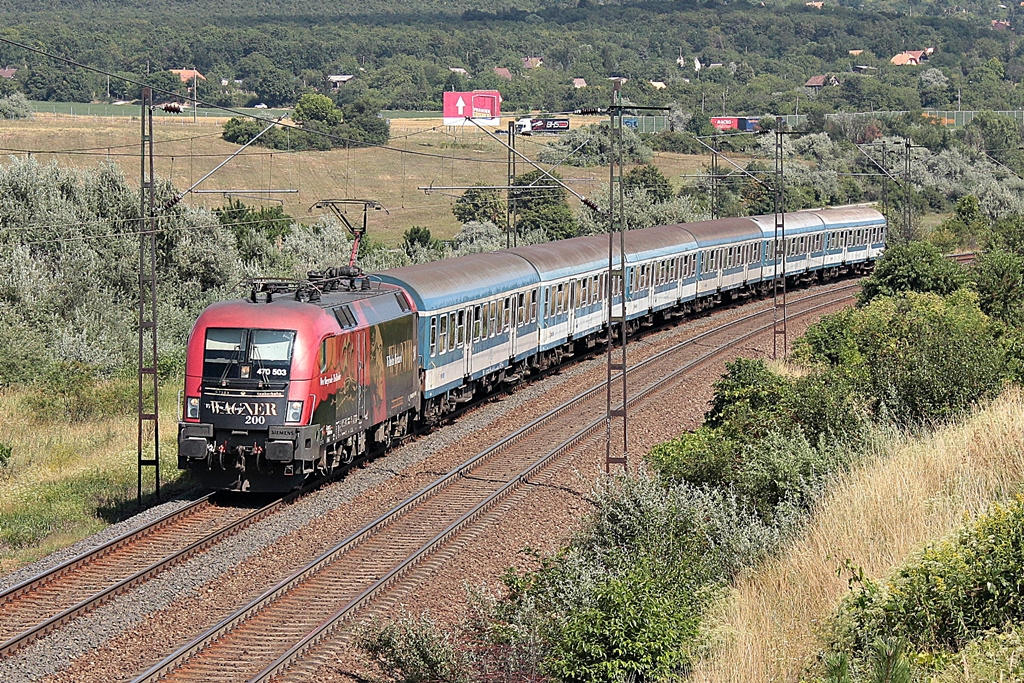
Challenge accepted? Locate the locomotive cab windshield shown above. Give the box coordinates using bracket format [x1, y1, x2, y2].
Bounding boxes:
[203, 328, 295, 386]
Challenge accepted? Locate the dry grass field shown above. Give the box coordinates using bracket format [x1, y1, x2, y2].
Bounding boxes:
[690, 388, 1024, 682]
[0, 113, 708, 245]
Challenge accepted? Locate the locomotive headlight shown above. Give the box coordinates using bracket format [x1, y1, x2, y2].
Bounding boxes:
[186, 397, 200, 420]
[286, 401, 304, 423]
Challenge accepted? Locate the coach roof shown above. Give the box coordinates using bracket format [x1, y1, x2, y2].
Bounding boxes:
[375, 251, 538, 311]
[679, 217, 764, 247]
[506, 234, 613, 281]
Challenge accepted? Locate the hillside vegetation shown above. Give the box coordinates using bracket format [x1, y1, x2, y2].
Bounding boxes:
[0, 0, 1023, 117]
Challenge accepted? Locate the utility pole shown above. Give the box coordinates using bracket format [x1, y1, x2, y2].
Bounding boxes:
[880, 141, 889, 218]
[605, 83, 628, 473]
[507, 120, 517, 248]
[903, 138, 913, 241]
[137, 87, 160, 505]
[772, 116, 788, 361]
[710, 133, 721, 220]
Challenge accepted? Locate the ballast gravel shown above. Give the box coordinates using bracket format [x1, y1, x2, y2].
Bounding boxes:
[0, 284, 852, 683]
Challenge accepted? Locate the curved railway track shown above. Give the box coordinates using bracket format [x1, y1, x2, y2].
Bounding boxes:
[135, 282, 858, 683]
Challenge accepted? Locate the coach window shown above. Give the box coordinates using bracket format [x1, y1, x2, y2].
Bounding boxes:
[543, 287, 551, 319]
[429, 317, 438, 357]
[456, 310, 466, 346]
[530, 289, 538, 321]
[486, 300, 495, 337]
[438, 314, 448, 355]
[473, 305, 482, 341]
[503, 297, 511, 331]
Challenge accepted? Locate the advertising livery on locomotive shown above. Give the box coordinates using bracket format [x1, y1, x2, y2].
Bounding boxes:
[178, 208, 886, 491]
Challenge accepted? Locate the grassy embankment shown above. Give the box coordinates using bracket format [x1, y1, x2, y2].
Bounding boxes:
[0, 381, 187, 573]
[690, 388, 1024, 682]
[0, 112, 708, 244]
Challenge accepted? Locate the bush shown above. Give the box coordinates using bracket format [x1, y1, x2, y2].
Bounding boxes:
[25, 362, 135, 422]
[971, 248, 1024, 323]
[797, 291, 1007, 425]
[0, 92, 31, 120]
[537, 123, 652, 168]
[858, 241, 970, 305]
[359, 614, 469, 683]
[829, 499, 1024, 658]
[646, 426, 739, 488]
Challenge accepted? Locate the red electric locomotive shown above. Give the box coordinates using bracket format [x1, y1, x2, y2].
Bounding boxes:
[177, 270, 419, 491]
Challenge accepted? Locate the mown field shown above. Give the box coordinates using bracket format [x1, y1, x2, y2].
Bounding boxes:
[0, 112, 709, 244]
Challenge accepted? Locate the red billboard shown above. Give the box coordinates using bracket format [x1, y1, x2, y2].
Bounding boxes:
[443, 90, 502, 127]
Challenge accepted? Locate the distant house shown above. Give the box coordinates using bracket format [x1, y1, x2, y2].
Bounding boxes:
[848, 49, 864, 56]
[522, 56, 543, 69]
[449, 67, 469, 76]
[327, 75, 355, 91]
[890, 50, 931, 66]
[804, 75, 840, 91]
[0, 67, 16, 79]
[852, 65, 878, 74]
[608, 76, 628, 86]
[649, 80, 667, 90]
[572, 77, 587, 88]
[992, 19, 1012, 30]
[494, 67, 513, 80]
[169, 69, 205, 83]
[805, 1, 824, 7]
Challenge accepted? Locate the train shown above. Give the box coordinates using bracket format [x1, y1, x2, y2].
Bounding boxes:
[177, 207, 886, 491]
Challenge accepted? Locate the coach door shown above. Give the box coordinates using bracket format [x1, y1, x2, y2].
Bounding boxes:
[462, 306, 473, 378]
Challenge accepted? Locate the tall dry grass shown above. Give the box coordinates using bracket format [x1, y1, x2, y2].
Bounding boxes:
[0, 383, 187, 573]
[689, 387, 1024, 683]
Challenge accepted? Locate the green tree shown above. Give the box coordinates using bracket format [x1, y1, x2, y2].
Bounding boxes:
[453, 185, 506, 227]
[293, 93, 341, 125]
[512, 170, 576, 240]
[623, 164, 673, 203]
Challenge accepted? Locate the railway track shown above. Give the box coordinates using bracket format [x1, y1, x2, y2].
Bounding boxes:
[0, 493, 291, 659]
[135, 282, 858, 683]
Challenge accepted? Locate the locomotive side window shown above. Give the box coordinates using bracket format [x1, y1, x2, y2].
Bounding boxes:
[319, 340, 328, 374]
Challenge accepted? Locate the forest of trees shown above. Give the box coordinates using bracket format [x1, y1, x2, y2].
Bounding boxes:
[2, 0, 1024, 115]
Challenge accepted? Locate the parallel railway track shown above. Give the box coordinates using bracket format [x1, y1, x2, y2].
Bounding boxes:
[136, 282, 859, 683]
[0, 493, 290, 659]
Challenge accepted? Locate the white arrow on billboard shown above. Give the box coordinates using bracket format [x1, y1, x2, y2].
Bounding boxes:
[456, 96, 466, 115]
